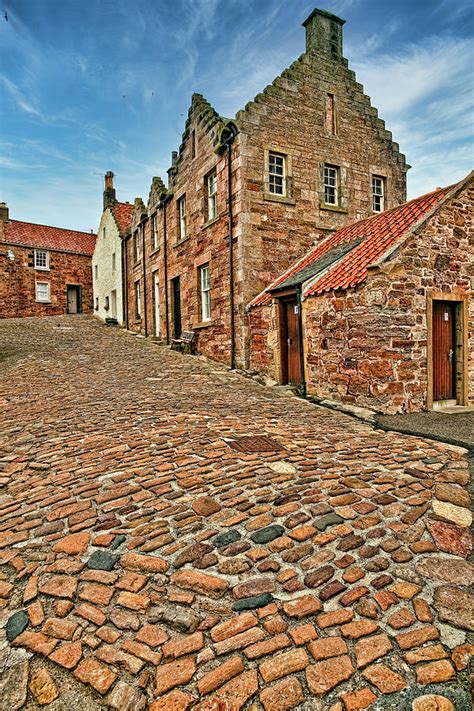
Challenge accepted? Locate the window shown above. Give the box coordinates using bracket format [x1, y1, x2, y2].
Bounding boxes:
[268, 151, 286, 196]
[206, 170, 217, 221]
[111, 252, 116, 271]
[199, 264, 211, 322]
[134, 231, 140, 262]
[134, 280, 141, 320]
[104, 295, 110, 311]
[95, 297, 99, 311]
[151, 215, 158, 250]
[34, 249, 49, 270]
[191, 129, 196, 159]
[103, 227, 106, 239]
[326, 93, 336, 134]
[35, 281, 50, 302]
[94, 264, 98, 280]
[178, 196, 186, 241]
[323, 164, 339, 205]
[372, 176, 385, 213]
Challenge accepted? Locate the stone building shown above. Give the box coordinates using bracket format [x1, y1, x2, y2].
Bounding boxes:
[121, 7, 409, 367]
[92, 173, 134, 325]
[248, 172, 473, 414]
[0, 203, 96, 319]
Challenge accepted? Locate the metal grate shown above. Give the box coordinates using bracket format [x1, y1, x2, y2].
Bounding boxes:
[225, 436, 286, 453]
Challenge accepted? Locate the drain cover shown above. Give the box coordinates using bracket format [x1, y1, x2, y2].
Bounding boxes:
[225, 436, 286, 453]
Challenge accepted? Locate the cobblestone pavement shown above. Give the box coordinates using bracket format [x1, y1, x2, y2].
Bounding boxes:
[0, 316, 472, 711]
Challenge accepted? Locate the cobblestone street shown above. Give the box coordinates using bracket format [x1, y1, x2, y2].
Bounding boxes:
[0, 316, 472, 710]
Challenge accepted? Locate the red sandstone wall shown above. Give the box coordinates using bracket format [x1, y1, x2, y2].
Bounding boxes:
[0, 243, 93, 319]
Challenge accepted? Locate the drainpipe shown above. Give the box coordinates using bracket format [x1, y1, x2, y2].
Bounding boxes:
[122, 236, 129, 329]
[219, 124, 237, 369]
[161, 194, 171, 344]
[296, 285, 307, 397]
[141, 219, 148, 337]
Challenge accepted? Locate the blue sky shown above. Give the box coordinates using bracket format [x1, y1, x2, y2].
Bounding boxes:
[0, 0, 473, 231]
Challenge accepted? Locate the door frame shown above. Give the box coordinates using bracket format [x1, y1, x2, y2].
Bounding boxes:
[427, 290, 468, 409]
[277, 291, 304, 387]
[66, 284, 82, 315]
[153, 271, 160, 337]
[171, 276, 181, 338]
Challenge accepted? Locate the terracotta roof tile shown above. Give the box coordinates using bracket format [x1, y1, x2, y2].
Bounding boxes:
[111, 202, 134, 234]
[2, 220, 97, 256]
[249, 185, 453, 308]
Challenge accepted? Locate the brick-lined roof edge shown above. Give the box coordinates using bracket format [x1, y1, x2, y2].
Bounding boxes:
[248, 171, 473, 309]
[1, 220, 97, 256]
[110, 202, 135, 236]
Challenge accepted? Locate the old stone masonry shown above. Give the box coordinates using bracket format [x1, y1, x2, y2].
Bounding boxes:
[0, 316, 472, 710]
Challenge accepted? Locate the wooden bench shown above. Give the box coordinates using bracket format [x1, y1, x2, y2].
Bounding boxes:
[171, 330, 196, 355]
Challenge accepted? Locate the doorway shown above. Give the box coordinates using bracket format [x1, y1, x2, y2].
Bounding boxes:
[153, 273, 160, 337]
[66, 285, 81, 314]
[110, 290, 117, 320]
[279, 297, 302, 385]
[171, 276, 181, 338]
[433, 301, 456, 402]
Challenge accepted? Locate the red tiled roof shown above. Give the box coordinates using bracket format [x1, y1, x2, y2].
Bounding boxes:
[2, 220, 97, 256]
[111, 202, 134, 234]
[249, 185, 453, 308]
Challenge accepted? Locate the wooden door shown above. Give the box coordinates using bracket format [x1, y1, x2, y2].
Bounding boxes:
[433, 301, 455, 401]
[66, 286, 78, 314]
[172, 277, 181, 338]
[286, 300, 301, 385]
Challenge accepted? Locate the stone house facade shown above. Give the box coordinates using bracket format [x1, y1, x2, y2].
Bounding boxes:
[92, 173, 134, 326]
[120, 7, 409, 368]
[248, 172, 473, 414]
[0, 203, 96, 319]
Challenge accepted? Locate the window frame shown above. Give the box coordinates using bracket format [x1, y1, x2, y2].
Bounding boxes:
[263, 146, 295, 205]
[323, 164, 339, 206]
[178, 195, 187, 241]
[133, 230, 140, 263]
[206, 169, 218, 222]
[134, 280, 141, 320]
[35, 281, 50, 302]
[268, 151, 286, 197]
[34, 249, 49, 271]
[111, 252, 116, 271]
[372, 175, 386, 213]
[151, 214, 158, 250]
[199, 264, 211, 323]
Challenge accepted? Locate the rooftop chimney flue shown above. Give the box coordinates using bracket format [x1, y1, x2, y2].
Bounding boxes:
[0, 202, 9, 222]
[303, 8, 345, 60]
[103, 171, 116, 211]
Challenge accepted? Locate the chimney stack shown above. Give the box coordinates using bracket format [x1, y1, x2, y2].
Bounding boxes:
[0, 202, 9, 222]
[103, 171, 116, 211]
[303, 8, 345, 60]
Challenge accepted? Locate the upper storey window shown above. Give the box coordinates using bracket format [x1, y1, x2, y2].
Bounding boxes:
[151, 214, 158, 249]
[323, 164, 339, 205]
[191, 129, 197, 159]
[206, 170, 217, 221]
[268, 151, 286, 196]
[133, 231, 140, 262]
[178, 196, 187, 241]
[372, 176, 386, 213]
[34, 249, 49, 270]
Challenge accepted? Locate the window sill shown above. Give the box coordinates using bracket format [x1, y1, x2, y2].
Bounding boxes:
[133, 318, 142, 324]
[174, 237, 191, 248]
[35, 267, 50, 272]
[193, 321, 213, 330]
[132, 261, 142, 269]
[263, 193, 296, 206]
[36, 300, 51, 304]
[202, 215, 220, 230]
[319, 203, 348, 214]
[150, 248, 160, 257]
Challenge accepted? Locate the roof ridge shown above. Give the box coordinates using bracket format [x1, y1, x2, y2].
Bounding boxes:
[10, 219, 96, 236]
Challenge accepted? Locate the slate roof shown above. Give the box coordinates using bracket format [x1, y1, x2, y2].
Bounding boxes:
[249, 183, 456, 308]
[111, 202, 134, 235]
[2, 220, 97, 256]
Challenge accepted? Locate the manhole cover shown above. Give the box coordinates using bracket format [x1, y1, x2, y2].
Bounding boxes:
[225, 436, 286, 453]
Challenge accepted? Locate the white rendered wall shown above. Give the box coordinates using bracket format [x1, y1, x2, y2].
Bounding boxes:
[92, 210, 123, 325]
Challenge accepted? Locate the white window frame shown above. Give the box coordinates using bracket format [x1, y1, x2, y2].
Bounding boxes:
[134, 280, 141, 320]
[268, 151, 286, 196]
[151, 214, 158, 250]
[372, 176, 385, 213]
[206, 170, 217, 221]
[134, 231, 140, 262]
[199, 264, 211, 322]
[178, 196, 187, 241]
[323, 164, 339, 206]
[111, 252, 116, 271]
[34, 249, 49, 271]
[35, 281, 50, 302]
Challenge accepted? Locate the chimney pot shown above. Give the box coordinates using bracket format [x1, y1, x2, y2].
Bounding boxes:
[303, 8, 345, 60]
[103, 171, 116, 211]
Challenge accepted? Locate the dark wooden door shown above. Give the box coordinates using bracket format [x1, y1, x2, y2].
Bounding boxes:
[286, 300, 301, 385]
[433, 301, 455, 401]
[66, 286, 78, 314]
[172, 277, 181, 338]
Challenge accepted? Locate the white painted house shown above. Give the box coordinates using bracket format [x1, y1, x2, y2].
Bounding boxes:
[92, 172, 133, 325]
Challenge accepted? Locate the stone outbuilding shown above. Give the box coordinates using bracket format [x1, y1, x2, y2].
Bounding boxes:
[118, 7, 409, 367]
[92, 173, 134, 325]
[0, 203, 96, 318]
[248, 172, 473, 413]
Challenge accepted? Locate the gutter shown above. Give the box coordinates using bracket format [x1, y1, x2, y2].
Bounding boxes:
[160, 193, 172, 345]
[296, 285, 307, 397]
[141, 218, 149, 337]
[122, 234, 129, 329]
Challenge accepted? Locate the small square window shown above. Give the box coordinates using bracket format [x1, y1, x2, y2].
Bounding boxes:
[268, 151, 286, 196]
[206, 170, 217, 221]
[34, 249, 49, 270]
[372, 176, 386, 213]
[199, 264, 211, 322]
[178, 196, 186, 241]
[323, 164, 339, 205]
[35, 281, 50, 302]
